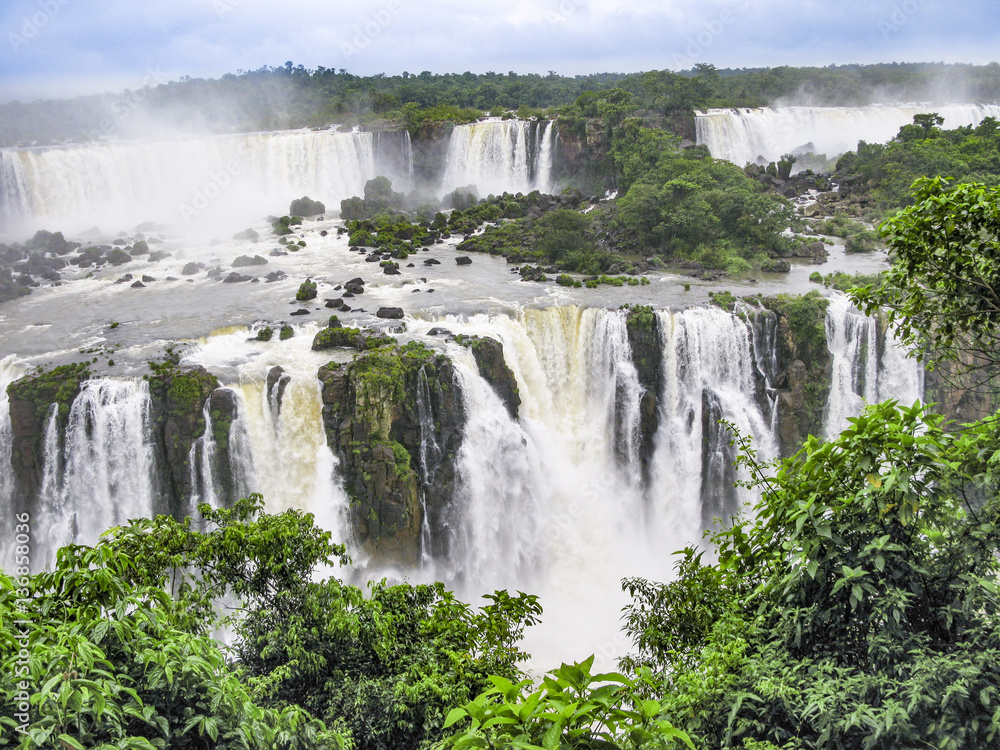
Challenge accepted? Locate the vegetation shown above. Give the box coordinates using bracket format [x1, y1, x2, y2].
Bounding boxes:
[836, 113, 1000, 212]
[1, 496, 542, 750]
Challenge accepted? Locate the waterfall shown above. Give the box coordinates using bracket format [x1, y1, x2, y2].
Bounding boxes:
[0, 151, 28, 233]
[0, 358, 24, 571]
[187, 399, 219, 520]
[34, 379, 156, 569]
[441, 119, 555, 197]
[373, 129, 415, 193]
[1, 129, 377, 234]
[824, 296, 879, 439]
[823, 295, 924, 439]
[415, 366, 442, 564]
[652, 307, 778, 532]
[696, 103, 1000, 166]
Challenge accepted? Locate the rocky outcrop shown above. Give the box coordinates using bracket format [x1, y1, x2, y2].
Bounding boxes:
[624, 306, 663, 484]
[6, 361, 236, 520]
[455, 335, 520, 420]
[318, 342, 468, 566]
[6, 362, 90, 511]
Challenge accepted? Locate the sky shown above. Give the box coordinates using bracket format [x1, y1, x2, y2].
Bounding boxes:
[1, 0, 998, 103]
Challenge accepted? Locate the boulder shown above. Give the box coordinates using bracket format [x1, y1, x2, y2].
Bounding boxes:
[455, 256, 472, 265]
[376, 307, 404, 320]
[233, 255, 268, 267]
[233, 228, 260, 241]
[181, 262, 201, 275]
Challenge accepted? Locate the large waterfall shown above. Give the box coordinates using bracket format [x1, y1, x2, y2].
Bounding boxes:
[0, 129, 379, 235]
[1, 300, 923, 666]
[696, 103, 1000, 166]
[441, 119, 555, 197]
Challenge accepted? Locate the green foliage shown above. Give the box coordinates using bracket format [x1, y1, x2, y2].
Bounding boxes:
[773, 291, 829, 362]
[0, 528, 349, 749]
[256, 326, 274, 341]
[808, 271, 823, 284]
[437, 657, 693, 750]
[852, 178, 1000, 375]
[279, 325, 294, 341]
[295, 280, 317, 301]
[625, 403, 1000, 749]
[612, 127, 793, 261]
[838, 114, 1000, 211]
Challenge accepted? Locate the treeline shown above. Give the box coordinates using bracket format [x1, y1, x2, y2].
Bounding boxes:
[835, 112, 1000, 211]
[4, 61, 1000, 147]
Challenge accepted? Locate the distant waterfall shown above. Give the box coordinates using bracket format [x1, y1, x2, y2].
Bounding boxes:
[824, 295, 924, 438]
[1, 129, 377, 234]
[696, 103, 1000, 166]
[0, 151, 28, 232]
[441, 119, 555, 197]
[35, 379, 156, 569]
[373, 130, 415, 193]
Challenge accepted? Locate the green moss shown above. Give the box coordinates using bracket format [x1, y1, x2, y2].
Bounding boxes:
[708, 290, 737, 310]
[279, 325, 294, 341]
[296, 280, 317, 301]
[9, 362, 91, 422]
[624, 304, 656, 332]
[256, 326, 274, 341]
[168, 372, 208, 413]
[352, 349, 407, 402]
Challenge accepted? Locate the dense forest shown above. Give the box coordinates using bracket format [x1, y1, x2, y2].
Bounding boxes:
[3, 61, 1000, 147]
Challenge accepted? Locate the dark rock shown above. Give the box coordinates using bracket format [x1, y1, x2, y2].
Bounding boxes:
[456, 336, 520, 420]
[427, 327, 452, 336]
[266, 366, 292, 415]
[290, 308, 310, 316]
[141, 275, 155, 283]
[232, 228, 260, 241]
[455, 256, 472, 265]
[233, 254, 268, 267]
[376, 307, 405, 320]
[383, 265, 401, 275]
[269, 249, 287, 257]
[106, 248, 132, 266]
[265, 271, 287, 283]
[325, 298, 344, 309]
[181, 262, 202, 275]
[223, 272, 251, 283]
[423, 258, 441, 265]
[289, 196, 326, 216]
[115, 274, 134, 284]
[131, 281, 146, 288]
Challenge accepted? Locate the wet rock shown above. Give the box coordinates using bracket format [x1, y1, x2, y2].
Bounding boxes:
[269, 249, 287, 257]
[427, 327, 452, 336]
[232, 228, 260, 241]
[223, 272, 252, 283]
[289, 196, 326, 216]
[115, 274, 134, 284]
[290, 308, 310, 316]
[131, 281, 145, 288]
[141, 275, 155, 283]
[107, 248, 132, 266]
[325, 298, 344, 309]
[455, 335, 520, 420]
[181, 262, 202, 275]
[233, 254, 268, 267]
[423, 258, 441, 265]
[455, 256, 472, 265]
[265, 271, 287, 283]
[376, 307, 404, 320]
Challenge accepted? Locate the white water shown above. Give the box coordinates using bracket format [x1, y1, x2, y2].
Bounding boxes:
[0, 301, 925, 666]
[824, 296, 924, 439]
[441, 119, 555, 197]
[696, 103, 1000, 166]
[1, 129, 377, 236]
[0, 357, 24, 571]
[35, 378, 157, 569]
[187, 399, 219, 520]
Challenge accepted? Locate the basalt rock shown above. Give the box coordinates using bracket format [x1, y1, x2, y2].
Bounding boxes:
[454, 335, 520, 420]
[624, 306, 664, 484]
[318, 342, 466, 566]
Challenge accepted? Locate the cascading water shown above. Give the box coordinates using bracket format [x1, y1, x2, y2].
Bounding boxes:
[373, 130, 415, 193]
[187, 400, 219, 519]
[35, 378, 157, 569]
[0, 151, 28, 232]
[1, 129, 377, 235]
[441, 119, 555, 197]
[652, 307, 779, 532]
[0, 358, 24, 570]
[823, 295, 924, 439]
[696, 103, 1000, 166]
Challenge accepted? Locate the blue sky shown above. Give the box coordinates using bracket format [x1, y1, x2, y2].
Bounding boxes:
[1, 0, 998, 103]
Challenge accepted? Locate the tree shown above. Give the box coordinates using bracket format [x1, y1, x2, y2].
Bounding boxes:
[624, 402, 1000, 749]
[851, 177, 1000, 384]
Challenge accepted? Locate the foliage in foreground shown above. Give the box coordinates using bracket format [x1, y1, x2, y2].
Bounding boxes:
[0, 497, 541, 750]
[624, 401, 1000, 749]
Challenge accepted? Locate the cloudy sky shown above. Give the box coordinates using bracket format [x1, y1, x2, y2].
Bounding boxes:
[1, 0, 997, 102]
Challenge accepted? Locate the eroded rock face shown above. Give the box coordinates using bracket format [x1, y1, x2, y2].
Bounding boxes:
[6, 362, 236, 521]
[455, 336, 520, 421]
[624, 306, 663, 485]
[317, 344, 470, 566]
